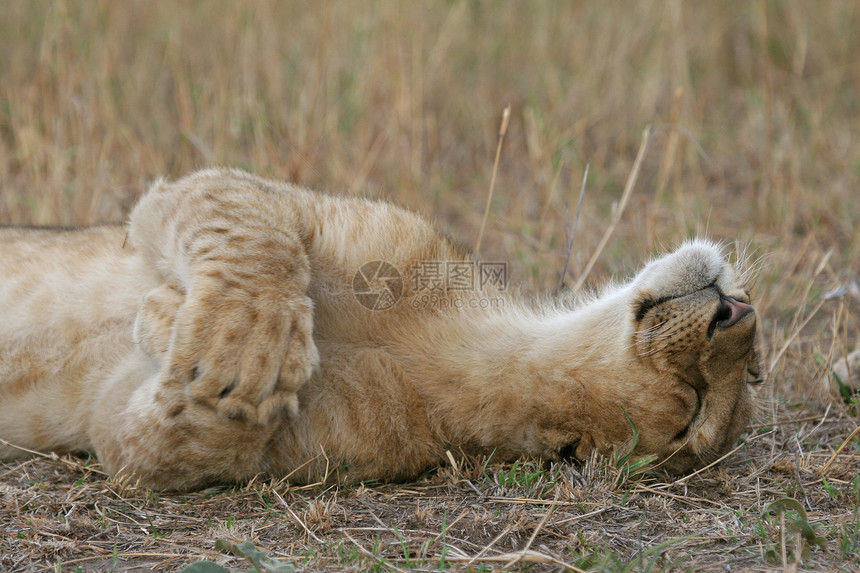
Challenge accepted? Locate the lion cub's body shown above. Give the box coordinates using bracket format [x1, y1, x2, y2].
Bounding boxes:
[0, 169, 760, 490]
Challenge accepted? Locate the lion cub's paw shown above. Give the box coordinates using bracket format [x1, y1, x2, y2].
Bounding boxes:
[180, 286, 317, 424]
[143, 277, 319, 425]
[633, 240, 739, 302]
[134, 281, 185, 360]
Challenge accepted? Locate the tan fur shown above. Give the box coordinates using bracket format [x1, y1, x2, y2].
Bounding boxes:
[831, 349, 860, 398]
[0, 169, 761, 490]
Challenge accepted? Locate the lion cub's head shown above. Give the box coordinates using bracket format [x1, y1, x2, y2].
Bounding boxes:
[624, 240, 761, 474]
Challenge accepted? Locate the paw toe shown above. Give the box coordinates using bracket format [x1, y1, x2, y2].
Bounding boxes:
[217, 396, 259, 423]
[259, 392, 300, 421]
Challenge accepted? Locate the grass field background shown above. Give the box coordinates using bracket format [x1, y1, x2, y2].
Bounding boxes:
[1, 2, 859, 571]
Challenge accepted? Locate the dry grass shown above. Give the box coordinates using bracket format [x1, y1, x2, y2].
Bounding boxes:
[1, 1, 859, 571]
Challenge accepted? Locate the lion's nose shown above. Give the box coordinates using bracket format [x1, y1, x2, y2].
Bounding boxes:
[715, 296, 754, 328]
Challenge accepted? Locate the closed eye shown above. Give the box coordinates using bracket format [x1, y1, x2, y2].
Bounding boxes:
[634, 282, 718, 323]
[635, 296, 668, 322]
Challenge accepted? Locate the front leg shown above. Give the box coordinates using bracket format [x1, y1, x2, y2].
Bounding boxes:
[128, 170, 319, 424]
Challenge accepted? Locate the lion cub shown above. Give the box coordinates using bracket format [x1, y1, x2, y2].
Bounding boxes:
[0, 169, 761, 490]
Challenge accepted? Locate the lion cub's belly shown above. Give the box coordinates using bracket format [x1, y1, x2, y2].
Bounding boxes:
[270, 342, 442, 483]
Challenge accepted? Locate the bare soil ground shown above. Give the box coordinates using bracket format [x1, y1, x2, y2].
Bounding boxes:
[3, 424, 860, 572]
[1, 2, 859, 571]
